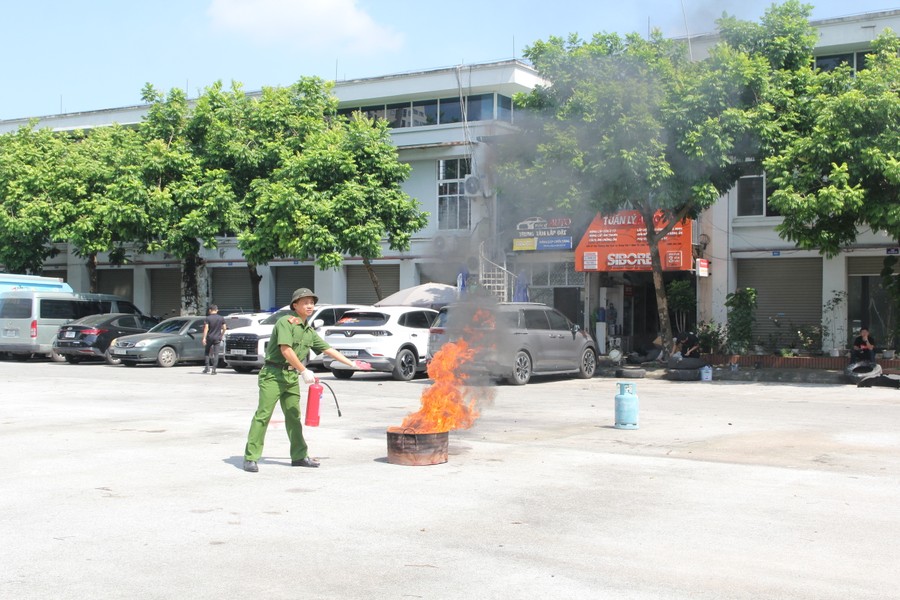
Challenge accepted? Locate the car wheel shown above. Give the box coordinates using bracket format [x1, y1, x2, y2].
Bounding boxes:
[507, 350, 532, 385]
[156, 346, 177, 368]
[50, 349, 66, 363]
[105, 350, 122, 366]
[63, 355, 82, 364]
[332, 369, 354, 380]
[122, 360, 138, 367]
[392, 348, 417, 382]
[231, 365, 254, 374]
[576, 348, 597, 379]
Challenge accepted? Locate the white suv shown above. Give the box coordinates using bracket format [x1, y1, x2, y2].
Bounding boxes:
[321, 306, 438, 381]
[224, 304, 364, 373]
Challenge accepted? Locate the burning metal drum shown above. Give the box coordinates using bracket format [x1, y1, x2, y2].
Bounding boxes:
[386, 428, 449, 466]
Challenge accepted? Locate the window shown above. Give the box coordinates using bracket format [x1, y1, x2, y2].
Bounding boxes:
[438, 97, 462, 124]
[437, 158, 472, 231]
[386, 102, 411, 128]
[736, 163, 780, 217]
[497, 95, 512, 122]
[412, 100, 437, 126]
[523, 309, 550, 330]
[816, 53, 854, 72]
[466, 94, 493, 121]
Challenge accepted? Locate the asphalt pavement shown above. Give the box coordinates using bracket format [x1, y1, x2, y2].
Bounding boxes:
[1, 360, 898, 599]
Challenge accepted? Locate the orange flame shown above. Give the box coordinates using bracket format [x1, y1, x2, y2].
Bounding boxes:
[399, 308, 496, 433]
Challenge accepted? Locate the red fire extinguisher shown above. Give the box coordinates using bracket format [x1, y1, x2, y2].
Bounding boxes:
[304, 378, 341, 427]
[305, 378, 322, 427]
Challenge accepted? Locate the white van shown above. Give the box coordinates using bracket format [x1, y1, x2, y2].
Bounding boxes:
[0, 291, 149, 361]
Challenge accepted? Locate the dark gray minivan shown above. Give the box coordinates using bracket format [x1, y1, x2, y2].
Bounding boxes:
[0, 291, 149, 361]
[427, 301, 597, 385]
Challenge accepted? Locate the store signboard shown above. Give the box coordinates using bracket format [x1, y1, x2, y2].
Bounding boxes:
[697, 258, 709, 277]
[512, 217, 573, 251]
[575, 210, 693, 272]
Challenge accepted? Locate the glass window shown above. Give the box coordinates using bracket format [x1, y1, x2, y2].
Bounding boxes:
[855, 51, 869, 71]
[411, 100, 437, 126]
[40, 300, 79, 319]
[336, 312, 389, 326]
[385, 102, 411, 128]
[546, 309, 571, 331]
[360, 105, 385, 121]
[437, 158, 472, 231]
[816, 53, 854, 72]
[737, 176, 764, 216]
[0, 297, 32, 318]
[497, 95, 512, 122]
[523, 309, 550, 330]
[439, 97, 462, 124]
[466, 94, 493, 121]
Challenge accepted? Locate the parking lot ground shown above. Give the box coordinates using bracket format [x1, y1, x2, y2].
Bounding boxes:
[1, 361, 898, 600]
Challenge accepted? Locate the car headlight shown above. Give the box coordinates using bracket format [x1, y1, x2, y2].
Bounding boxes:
[135, 339, 152, 348]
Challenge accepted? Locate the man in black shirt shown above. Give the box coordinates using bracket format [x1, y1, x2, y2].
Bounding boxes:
[202, 304, 227, 374]
[852, 327, 876, 363]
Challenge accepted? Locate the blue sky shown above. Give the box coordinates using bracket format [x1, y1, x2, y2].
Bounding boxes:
[2, 0, 898, 120]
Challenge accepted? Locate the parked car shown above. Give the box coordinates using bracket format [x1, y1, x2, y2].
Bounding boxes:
[109, 316, 216, 368]
[53, 313, 160, 365]
[321, 306, 438, 381]
[224, 304, 365, 373]
[222, 312, 271, 331]
[0, 290, 152, 361]
[427, 301, 597, 385]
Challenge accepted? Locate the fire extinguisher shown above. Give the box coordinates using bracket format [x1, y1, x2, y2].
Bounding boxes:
[305, 378, 341, 427]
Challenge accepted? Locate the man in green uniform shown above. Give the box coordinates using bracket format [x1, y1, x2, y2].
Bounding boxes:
[242, 288, 363, 472]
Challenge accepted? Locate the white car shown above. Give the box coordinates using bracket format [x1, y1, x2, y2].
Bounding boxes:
[224, 304, 365, 373]
[321, 306, 438, 381]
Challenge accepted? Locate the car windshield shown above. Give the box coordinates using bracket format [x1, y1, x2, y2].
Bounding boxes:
[261, 310, 293, 325]
[149, 319, 190, 334]
[73, 313, 115, 325]
[335, 312, 389, 327]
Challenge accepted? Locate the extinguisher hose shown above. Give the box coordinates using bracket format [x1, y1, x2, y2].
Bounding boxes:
[318, 380, 341, 417]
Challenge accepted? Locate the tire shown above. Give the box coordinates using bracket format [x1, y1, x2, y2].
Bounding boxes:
[576, 348, 597, 379]
[105, 349, 122, 366]
[231, 365, 254, 374]
[507, 350, 532, 385]
[332, 368, 354, 380]
[50, 349, 66, 363]
[392, 348, 417, 382]
[122, 360, 138, 367]
[63, 355, 83, 364]
[156, 346, 178, 368]
[616, 367, 646, 379]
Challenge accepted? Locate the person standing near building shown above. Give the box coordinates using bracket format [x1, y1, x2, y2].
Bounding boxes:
[202, 304, 226, 375]
[242, 288, 368, 473]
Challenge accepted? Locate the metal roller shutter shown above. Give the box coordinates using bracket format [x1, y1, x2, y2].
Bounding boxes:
[848, 256, 889, 276]
[274, 266, 315, 307]
[98, 269, 133, 301]
[210, 267, 254, 313]
[736, 258, 823, 348]
[347, 265, 400, 305]
[150, 268, 181, 319]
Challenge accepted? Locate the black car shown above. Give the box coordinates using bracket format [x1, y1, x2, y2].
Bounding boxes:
[53, 313, 160, 365]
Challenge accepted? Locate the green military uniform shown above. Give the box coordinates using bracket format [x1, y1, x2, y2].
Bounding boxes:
[243, 314, 330, 463]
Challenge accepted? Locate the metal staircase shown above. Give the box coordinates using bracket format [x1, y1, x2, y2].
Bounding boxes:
[477, 242, 515, 302]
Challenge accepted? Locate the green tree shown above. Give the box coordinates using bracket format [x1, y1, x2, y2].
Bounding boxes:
[0, 124, 68, 274]
[138, 84, 246, 315]
[499, 25, 769, 346]
[242, 112, 427, 300]
[55, 125, 152, 291]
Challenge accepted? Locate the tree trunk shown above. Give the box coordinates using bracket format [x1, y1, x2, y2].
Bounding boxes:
[248, 264, 263, 311]
[363, 257, 384, 300]
[87, 253, 98, 293]
[181, 253, 207, 316]
[643, 211, 674, 351]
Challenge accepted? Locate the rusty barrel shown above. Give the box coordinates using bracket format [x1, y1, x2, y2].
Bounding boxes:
[386, 427, 449, 466]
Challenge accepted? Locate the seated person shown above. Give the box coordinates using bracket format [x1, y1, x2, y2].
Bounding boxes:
[672, 331, 701, 359]
[852, 328, 876, 363]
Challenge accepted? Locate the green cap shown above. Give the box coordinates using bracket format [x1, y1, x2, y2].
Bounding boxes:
[291, 287, 319, 304]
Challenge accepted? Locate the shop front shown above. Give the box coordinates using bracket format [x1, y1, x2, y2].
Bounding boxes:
[575, 211, 696, 355]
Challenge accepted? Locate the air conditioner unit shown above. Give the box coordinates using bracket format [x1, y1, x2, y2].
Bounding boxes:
[433, 234, 459, 253]
[464, 174, 483, 197]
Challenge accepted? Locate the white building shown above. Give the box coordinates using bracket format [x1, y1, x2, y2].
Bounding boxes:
[3, 9, 899, 353]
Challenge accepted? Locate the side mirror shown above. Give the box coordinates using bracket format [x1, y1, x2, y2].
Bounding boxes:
[313, 318, 325, 329]
[188, 327, 200, 334]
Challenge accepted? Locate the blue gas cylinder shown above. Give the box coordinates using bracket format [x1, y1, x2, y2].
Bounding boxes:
[614, 381, 639, 430]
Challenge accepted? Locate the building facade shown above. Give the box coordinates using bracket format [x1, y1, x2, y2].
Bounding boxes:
[3, 9, 899, 352]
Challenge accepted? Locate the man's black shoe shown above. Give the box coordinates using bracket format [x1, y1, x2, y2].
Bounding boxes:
[291, 457, 320, 468]
[242, 460, 258, 472]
